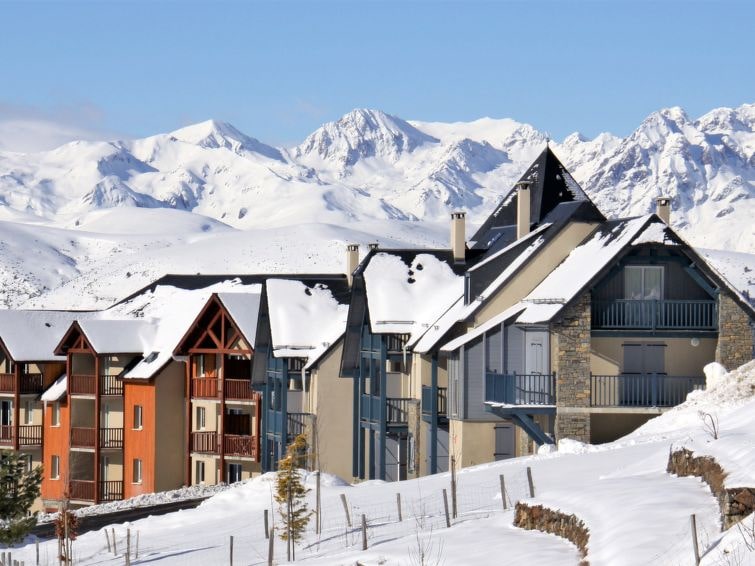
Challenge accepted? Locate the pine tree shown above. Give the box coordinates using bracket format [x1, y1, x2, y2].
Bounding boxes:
[274, 433, 310, 558]
[0, 451, 43, 545]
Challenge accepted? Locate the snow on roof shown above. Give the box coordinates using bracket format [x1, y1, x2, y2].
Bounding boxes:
[114, 281, 262, 380]
[266, 279, 348, 367]
[631, 221, 677, 246]
[412, 297, 465, 354]
[467, 224, 551, 273]
[41, 374, 67, 402]
[217, 292, 262, 346]
[698, 247, 755, 309]
[78, 319, 157, 355]
[0, 310, 93, 362]
[440, 304, 526, 352]
[363, 253, 463, 342]
[515, 216, 653, 323]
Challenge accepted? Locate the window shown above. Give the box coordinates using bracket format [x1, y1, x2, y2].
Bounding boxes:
[625, 266, 664, 300]
[227, 463, 242, 484]
[51, 455, 60, 479]
[195, 460, 205, 484]
[196, 406, 206, 430]
[51, 402, 61, 427]
[132, 458, 142, 484]
[133, 405, 143, 430]
[24, 401, 33, 425]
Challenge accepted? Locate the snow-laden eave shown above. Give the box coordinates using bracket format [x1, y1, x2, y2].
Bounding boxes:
[440, 304, 527, 353]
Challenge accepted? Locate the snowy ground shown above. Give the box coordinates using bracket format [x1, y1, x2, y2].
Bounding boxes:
[9, 361, 755, 565]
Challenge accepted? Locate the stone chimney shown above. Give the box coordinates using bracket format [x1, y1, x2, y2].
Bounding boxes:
[451, 212, 466, 263]
[368, 242, 379, 251]
[516, 181, 532, 239]
[346, 244, 359, 288]
[656, 196, 671, 224]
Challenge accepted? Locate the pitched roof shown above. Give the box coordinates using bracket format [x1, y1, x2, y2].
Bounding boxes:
[0, 310, 94, 362]
[469, 146, 604, 251]
[77, 319, 157, 354]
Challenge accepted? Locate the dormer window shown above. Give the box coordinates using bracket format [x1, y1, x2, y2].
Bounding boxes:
[625, 266, 663, 300]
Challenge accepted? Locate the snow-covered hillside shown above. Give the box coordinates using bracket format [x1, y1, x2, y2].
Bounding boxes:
[12, 361, 755, 565]
[0, 104, 752, 308]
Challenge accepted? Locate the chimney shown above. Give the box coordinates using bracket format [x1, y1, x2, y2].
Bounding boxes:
[346, 244, 359, 288]
[451, 212, 466, 263]
[516, 181, 531, 239]
[656, 196, 671, 225]
[368, 242, 379, 251]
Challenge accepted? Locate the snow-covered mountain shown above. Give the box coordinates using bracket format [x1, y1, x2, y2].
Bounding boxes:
[0, 104, 752, 308]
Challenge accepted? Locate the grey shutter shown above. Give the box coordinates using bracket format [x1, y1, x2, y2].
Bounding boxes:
[622, 344, 643, 374]
[506, 326, 525, 374]
[464, 337, 484, 419]
[486, 325, 503, 373]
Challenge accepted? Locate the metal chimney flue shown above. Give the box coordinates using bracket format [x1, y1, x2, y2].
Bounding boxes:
[346, 244, 359, 287]
[451, 212, 466, 264]
[656, 196, 671, 225]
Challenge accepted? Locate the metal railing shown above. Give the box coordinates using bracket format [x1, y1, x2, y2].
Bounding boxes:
[191, 431, 218, 453]
[591, 374, 705, 407]
[287, 412, 313, 439]
[18, 425, 42, 446]
[225, 379, 257, 400]
[192, 378, 218, 398]
[360, 395, 412, 425]
[100, 374, 123, 396]
[485, 373, 556, 405]
[99, 427, 124, 449]
[71, 427, 96, 448]
[592, 299, 717, 330]
[70, 374, 96, 395]
[223, 434, 257, 458]
[99, 480, 123, 502]
[421, 386, 447, 419]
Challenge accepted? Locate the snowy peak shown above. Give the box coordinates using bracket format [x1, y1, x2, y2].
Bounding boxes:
[293, 108, 439, 167]
[168, 119, 284, 161]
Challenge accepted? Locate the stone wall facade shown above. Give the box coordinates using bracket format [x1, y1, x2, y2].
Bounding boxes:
[715, 293, 754, 371]
[552, 292, 592, 443]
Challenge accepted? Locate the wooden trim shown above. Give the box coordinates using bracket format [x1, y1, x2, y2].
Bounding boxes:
[13, 364, 20, 451]
[93, 355, 101, 504]
[187, 348, 253, 355]
[185, 357, 192, 486]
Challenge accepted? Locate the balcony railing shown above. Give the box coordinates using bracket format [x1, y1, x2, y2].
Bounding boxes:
[360, 395, 412, 425]
[99, 427, 123, 449]
[485, 373, 556, 406]
[0, 425, 13, 445]
[0, 373, 14, 392]
[191, 431, 218, 453]
[225, 379, 257, 401]
[591, 374, 705, 408]
[224, 434, 257, 458]
[0, 373, 44, 394]
[69, 480, 123, 502]
[287, 412, 313, 439]
[18, 425, 42, 446]
[192, 378, 218, 399]
[71, 427, 96, 448]
[592, 300, 717, 330]
[70, 374, 96, 395]
[421, 386, 448, 419]
[100, 374, 123, 396]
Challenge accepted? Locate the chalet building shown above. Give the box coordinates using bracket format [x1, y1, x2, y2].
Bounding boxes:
[250, 277, 350, 478]
[0, 311, 86, 511]
[174, 292, 263, 486]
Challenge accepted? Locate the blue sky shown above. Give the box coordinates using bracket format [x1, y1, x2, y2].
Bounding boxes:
[1, 0, 753, 147]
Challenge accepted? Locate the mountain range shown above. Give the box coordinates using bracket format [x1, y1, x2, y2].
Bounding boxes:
[0, 104, 752, 309]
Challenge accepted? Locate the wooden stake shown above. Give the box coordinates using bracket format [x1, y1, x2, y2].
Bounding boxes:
[396, 493, 403, 522]
[691, 514, 701, 565]
[35, 540, 39, 566]
[229, 535, 234, 566]
[104, 529, 111, 553]
[316, 470, 322, 535]
[526, 466, 535, 498]
[112, 528, 117, 554]
[499, 474, 508, 510]
[340, 493, 352, 527]
[442, 489, 451, 528]
[264, 509, 269, 539]
[267, 524, 274, 566]
[126, 528, 131, 566]
[361, 514, 367, 550]
[450, 455, 458, 519]
[136, 531, 140, 559]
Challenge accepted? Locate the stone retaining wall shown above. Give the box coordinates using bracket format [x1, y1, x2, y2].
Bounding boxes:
[514, 501, 590, 564]
[667, 448, 755, 529]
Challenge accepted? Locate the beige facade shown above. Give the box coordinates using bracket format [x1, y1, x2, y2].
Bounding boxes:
[154, 362, 186, 492]
[590, 337, 716, 376]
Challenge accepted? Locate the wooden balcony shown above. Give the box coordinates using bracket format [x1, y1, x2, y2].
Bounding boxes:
[192, 378, 218, 399]
[69, 480, 123, 502]
[485, 373, 556, 406]
[70, 427, 96, 448]
[0, 373, 13, 392]
[591, 374, 705, 408]
[99, 427, 123, 449]
[100, 374, 123, 396]
[191, 432, 258, 459]
[225, 379, 257, 401]
[592, 299, 717, 330]
[191, 431, 218, 453]
[360, 396, 412, 425]
[0, 373, 44, 394]
[70, 374, 96, 395]
[18, 425, 42, 446]
[0, 425, 13, 445]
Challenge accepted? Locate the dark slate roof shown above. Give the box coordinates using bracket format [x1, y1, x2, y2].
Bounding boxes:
[469, 146, 605, 250]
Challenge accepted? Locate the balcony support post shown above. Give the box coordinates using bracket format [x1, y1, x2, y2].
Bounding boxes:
[185, 357, 192, 485]
[220, 354, 226, 480]
[378, 338, 387, 481]
[430, 355, 438, 475]
[13, 363, 20, 451]
[94, 354, 101, 504]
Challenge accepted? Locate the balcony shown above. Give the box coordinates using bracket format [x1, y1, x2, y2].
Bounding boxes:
[190, 431, 258, 459]
[287, 412, 313, 440]
[99, 427, 123, 449]
[100, 374, 123, 396]
[18, 425, 42, 446]
[0, 373, 45, 394]
[69, 480, 123, 502]
[591, 374, 705, 408]
[192, 378, 218, 399]
[421, 386, 447, 422]
[360, 395, 412, 426]
[592, 300, 717, 330]
[485, 373, 556, 406]
[191, 431, 218, 453]
[225, 379, 258, 401]
[0, 373, 13, 392]
[70, 374, 96, 395]
[71, 427, 96, 448]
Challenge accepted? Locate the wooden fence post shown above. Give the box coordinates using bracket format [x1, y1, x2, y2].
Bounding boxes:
[112, 528, 117, 554]
[340, 493, 352, 527]
[361, 514, 367, 550]
[104, 529, 111, 553]
[527, 467, 535, 498]
[442, 489, 451, 528]
[450, 455, 458, 518]
[499, 474, 508, 510]
[316, 470, 322, 535]
[691, 514, 701, 565]
[267, 523, 274, 566]
[136, 531, 140, 559]
[126, 528, 131, 566]
[264, 509, 269, 539]
[396, 493, 403, 522]
[229, 535, 234, 566]
[36, 539, 39, 566]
